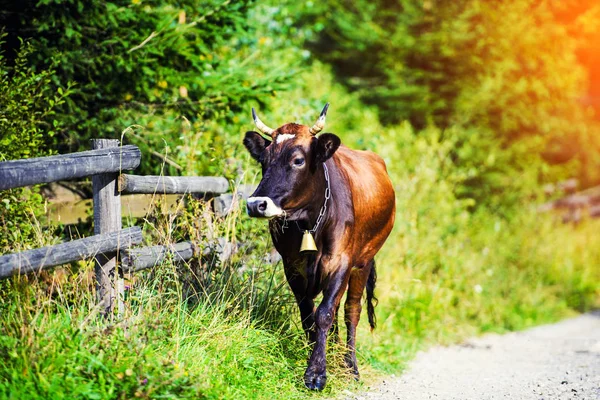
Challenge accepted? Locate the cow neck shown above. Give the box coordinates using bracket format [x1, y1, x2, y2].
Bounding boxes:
[295, 162, 330, 235]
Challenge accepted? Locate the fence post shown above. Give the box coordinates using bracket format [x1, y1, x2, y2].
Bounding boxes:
[91, 139, 124, 317]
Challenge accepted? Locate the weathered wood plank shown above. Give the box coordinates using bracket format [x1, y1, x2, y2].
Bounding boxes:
[538, 194, 591, 212]
[118, 174, 228, 195]
[590, 204, 600, 218]
[0, 145, 141, 191]
[122, 238, 248, 272]
[542, 179, 579, 196]
[92, 139, 123, 316]
[121, 241, 199, 273]
[0, 227, 142, 279]
[213, 184, 256, 216]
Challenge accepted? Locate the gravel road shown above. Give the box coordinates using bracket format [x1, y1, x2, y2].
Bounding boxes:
[351, 312, 600, 400]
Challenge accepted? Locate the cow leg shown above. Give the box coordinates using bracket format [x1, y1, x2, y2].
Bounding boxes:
[344, 261, 372, 379]
[284, 270, 316, 343]
[329, 303, 341, 344]
[304, 258, 351, 391]
[298, 296, 316, 344]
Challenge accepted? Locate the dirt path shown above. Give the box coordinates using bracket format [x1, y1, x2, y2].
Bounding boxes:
[352, 313, 600, 400]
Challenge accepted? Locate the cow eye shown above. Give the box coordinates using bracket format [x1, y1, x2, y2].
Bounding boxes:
[292, 157, 305, 167]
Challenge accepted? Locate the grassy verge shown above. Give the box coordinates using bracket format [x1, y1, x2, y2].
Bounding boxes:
[1, 70, 599, 399]
[355, 124, 600, 377]
[1, 164, 598, 399]
[2, 1, 599, 398]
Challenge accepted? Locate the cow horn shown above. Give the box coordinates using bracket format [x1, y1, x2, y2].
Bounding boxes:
[252, 108, 275, 137]
[309, 103, 329, 135]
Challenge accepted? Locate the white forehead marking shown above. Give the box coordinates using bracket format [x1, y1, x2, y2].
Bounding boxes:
[276, 134, 295, 144]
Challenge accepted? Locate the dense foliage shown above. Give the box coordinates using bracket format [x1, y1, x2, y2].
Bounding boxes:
[1, 0, 599, 399]
[302, 0, 600, 187]
[0, 0, 295, 176]
[0, 37, 71, 251]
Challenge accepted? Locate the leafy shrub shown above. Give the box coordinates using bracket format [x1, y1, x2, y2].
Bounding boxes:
[0, 37, 71, 252]
[1, 2, 599, 398]
[300, 0, 600, 187]
[0, 0, 300, 177]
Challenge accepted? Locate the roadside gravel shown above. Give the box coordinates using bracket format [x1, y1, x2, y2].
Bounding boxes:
[350, 312, 600, 400]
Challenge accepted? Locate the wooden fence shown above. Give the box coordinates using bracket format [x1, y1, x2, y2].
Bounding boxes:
[0, 139, 230, 316]
[539, 179, 600, 224]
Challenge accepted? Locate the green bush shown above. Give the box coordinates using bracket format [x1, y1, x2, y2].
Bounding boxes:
[300, 0, 600, 187]
[1, 1, 599, 398]
[355, 121, 600, 370]
[0, 0, 299, 176]
[0, 37, 71, 252]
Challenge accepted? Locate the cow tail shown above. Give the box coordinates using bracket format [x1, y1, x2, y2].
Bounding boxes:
[366, 259, 378, 331]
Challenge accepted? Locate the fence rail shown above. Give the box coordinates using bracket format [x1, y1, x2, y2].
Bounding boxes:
[539, 179, 600, 224]
[122, 241, 198, 273]
[0, 139, 233, 316]
[0, 227, 142, 279]
[118, 174, 228, 195]
[0, 145, 141, 190]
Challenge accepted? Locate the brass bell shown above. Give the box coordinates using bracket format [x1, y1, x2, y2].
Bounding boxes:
[300, 230, 318, 253]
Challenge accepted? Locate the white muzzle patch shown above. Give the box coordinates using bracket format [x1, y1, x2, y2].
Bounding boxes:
[247, 196, 284, 218]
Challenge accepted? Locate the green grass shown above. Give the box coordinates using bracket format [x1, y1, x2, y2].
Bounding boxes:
[357, 213, 600, 375]
[1, 180, 598, 399]
[0, 251, 361, 399]
[1, 102, 599, 399]
[2, 1, 599, 397]
[0, 286, 298, 399]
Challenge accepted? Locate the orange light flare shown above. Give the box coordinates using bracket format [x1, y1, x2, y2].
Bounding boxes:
[553, 1, 600, 114]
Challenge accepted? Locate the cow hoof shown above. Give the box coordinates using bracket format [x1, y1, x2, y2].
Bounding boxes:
[304, 371, 327, 391]
[344, 354, 360, 380]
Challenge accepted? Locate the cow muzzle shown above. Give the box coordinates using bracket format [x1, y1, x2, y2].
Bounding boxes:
[246, 196, 284, 219]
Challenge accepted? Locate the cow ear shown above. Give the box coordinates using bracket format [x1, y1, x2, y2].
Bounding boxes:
[315, 133, 341, 163]
[244, 131, 271, 162]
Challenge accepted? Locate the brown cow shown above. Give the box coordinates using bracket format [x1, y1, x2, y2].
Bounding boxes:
[243, 104, 395, 390]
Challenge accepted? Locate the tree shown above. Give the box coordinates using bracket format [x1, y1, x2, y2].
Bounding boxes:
[302, 0, 600, 185]
[0, 37, 71, 251]
[0, 0, 294, 175]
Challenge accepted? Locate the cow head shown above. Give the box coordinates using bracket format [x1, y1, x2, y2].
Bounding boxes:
[244, 104, 340, 219]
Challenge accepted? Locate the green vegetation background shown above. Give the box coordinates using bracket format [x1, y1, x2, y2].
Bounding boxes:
[1, 0, 599, 398]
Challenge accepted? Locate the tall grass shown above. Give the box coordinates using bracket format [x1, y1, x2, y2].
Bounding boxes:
[354, 123, 600, 374]
[1, 68, 599, 399]
[0, 186, 362, 399]
[1, 129, 598, 398]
